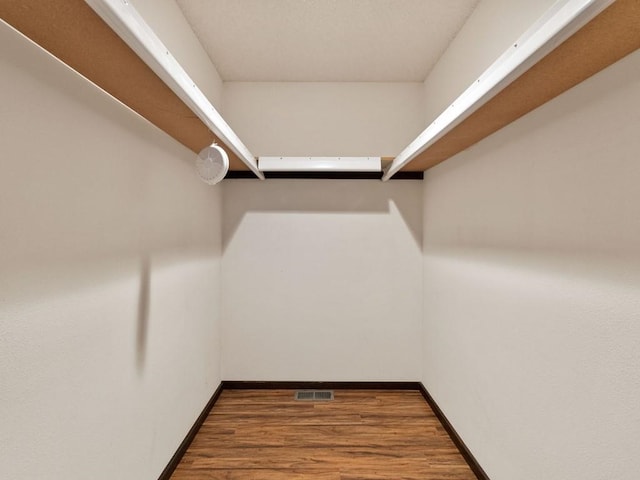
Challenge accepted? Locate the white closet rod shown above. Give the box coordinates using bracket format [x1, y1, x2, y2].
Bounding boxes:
[85, 0, 264, 180]
[382, 0, 615, 181]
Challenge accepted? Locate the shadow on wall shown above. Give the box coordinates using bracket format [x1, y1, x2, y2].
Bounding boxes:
[222, 179, 423, 253]
[136, 254, 151, 373]
[424, 245, 640, 293]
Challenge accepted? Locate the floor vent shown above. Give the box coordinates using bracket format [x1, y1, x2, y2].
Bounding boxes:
[294, 390, 334, 401]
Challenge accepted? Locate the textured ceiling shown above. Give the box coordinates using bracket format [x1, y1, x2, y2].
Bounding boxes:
[176, 0, 479, 82]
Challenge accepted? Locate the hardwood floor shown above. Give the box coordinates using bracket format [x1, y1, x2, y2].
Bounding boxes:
[170, 389, 477, 479]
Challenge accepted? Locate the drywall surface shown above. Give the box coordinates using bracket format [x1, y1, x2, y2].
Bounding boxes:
[422, 50, 640, 480]
[221, 179, 423, 381]
[223, 82, 425, 156]
[422, 0, 556, 124]
[0, 23, 222, 480]
[130, 0, 224, 110]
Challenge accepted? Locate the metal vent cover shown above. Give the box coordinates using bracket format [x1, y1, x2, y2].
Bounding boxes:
[294, 390, 334, 401]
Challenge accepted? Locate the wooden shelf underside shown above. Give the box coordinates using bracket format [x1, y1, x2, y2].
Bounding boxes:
[2, 0, 639, 174]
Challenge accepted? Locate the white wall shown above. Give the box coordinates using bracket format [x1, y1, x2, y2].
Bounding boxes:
[130, 0, 224, 110]
[422, 0, 556, 123]
[221, 179, 423, 381]
[0, 23, 222, 480]
[223, 82, 425, 156]
[421, 46, 640, 480]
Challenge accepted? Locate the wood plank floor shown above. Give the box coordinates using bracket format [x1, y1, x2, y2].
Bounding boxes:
[170, 389, 477, 480]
